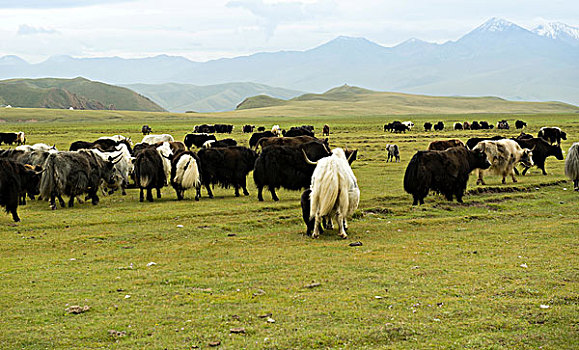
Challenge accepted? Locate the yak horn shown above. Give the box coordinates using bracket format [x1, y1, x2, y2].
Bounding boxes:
[302, 149, 318, 165]
[108, 153, 123, 164]
[347, 149, 356, 163]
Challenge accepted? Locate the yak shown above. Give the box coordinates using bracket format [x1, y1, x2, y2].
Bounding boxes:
[197, 146, 257, 198]
[403, 147, 491, 205]
[427, 139, 465, 151]
[303, 148, 359, 239]
[170, 151, 202, 200]
[0, 160, 43, 222]
[565, 143, 579, 191]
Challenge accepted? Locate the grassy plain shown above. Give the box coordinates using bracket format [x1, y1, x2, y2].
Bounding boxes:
[0, 106, 578, 349]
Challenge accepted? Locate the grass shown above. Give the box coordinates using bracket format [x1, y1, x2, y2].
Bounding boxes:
[0, 107, 577, 349]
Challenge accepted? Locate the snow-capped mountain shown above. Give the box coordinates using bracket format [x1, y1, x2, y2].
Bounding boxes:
[533, 22, 579, 46]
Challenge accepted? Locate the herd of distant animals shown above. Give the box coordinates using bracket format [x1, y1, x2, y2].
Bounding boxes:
[382, 119, 576, 206]
[0, 120, 577, 239]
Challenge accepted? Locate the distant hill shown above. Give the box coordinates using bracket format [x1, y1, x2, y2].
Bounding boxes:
[123, 82, 304, 112]
[236, 84, 579, 114]
[0, 77, 165, 111]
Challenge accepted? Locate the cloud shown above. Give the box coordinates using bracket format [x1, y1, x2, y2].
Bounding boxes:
[227, 0, 336, 38]
[0, 0, 135, 8]
[17, 24, 59, 35]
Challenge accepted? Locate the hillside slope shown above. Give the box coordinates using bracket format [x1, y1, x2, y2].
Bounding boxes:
[0, 77, 165, 112]
[123, 82, 304, 112]
[236, 85, 579, 115]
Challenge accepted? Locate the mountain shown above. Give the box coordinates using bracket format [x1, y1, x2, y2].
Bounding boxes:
[0, 18, 577, 105]
[0, 77, 165, 111]
[533, 22, 579, 47]
[123, 82, 304, 112]
[237, 84, 579, 115]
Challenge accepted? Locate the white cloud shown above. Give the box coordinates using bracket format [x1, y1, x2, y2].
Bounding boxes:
[226, 0, 337, 38]
[17, 24, 59, 35]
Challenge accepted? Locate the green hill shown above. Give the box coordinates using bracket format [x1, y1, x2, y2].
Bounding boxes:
[0, 77, 165, 112]
[236, 84, 579, 115]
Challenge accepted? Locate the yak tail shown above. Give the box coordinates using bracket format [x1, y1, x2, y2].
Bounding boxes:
[565, 143, 579, 179]
[310, 160, 339, 219]
[403, 152, 421, 194]
[39, 153, 58, 200]
[175, 155, 201, 189]
[139, 175, 151, 188]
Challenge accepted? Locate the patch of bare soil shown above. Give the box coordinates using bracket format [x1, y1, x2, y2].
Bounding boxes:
[467, 180, 567, 195]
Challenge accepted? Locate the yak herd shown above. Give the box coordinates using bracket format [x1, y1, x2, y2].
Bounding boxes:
[399, 122, 576, 205]
[0, 124, 358, 239]
[0, 120, 577, 239]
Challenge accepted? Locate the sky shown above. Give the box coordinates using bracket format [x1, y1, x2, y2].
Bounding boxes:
[0, 0, 577, 63]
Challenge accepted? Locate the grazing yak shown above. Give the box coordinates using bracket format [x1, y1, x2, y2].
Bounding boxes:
[538, 127, 567, 146]
[497, 120, 510, 130]
[0, 132, 20, 145]
[385, 144, 400, 162]
[384, 121, 410, 133]
[302, 148, 360, 239]
[141, 125, 152, 135]
[134, 147, 166, 202]
[16, 143, 56, 152]
[479, 121, 493, 129]
[40, 150, 121, 209]
[465, 136, 505, 150]
[424, 122, 433, 131]
[142, 134, 174, 144]
[170, 151, 202, 200]
[283, 126, 314, 137]
[214, 124, 233, 133]
[454, 122, 463, 130]
[471, 121, 481, 130]
[90, 144, 134, 196]
[403, 147, 491, 205]
[202, 138, 237, 148]
[322, 124, 330, 136]
[184, 133, 217, 149]
[463, 121, 471, 130]
[433, 121, 444, 131]
[427, 139, 465, 151]
[70, 138, 133, 154]
[565, 143, 579, 191]
[249, 131, 276, 149]
[473, 139, 533, 185]
[194, 124, 215, 133]
[271, 125, 282, 136]
[402, 121, 414, 130]
[243, 125, 255, 133]
[0, 160, 43, 222]
[515, 120, 527, 129]
[256, 135, 326, 151]
[514, 137, 564, 175]
[253, 142, 332, 201]
[197, 146, 257, 198]
[257, 126, 266, 132]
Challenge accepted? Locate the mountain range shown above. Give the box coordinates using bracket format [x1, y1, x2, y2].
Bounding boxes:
[0, 18, 578, 108]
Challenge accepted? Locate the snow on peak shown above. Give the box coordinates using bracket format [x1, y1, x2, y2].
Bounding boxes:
[477, 17, 518, 32]
[533, 22, 579, 41]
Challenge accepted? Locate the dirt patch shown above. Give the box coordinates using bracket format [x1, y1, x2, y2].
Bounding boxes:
[467, 180, 567, 195]
[364, 207, 394, 215]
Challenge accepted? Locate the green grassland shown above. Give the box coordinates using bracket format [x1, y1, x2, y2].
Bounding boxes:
[0, 104, 578, 349]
